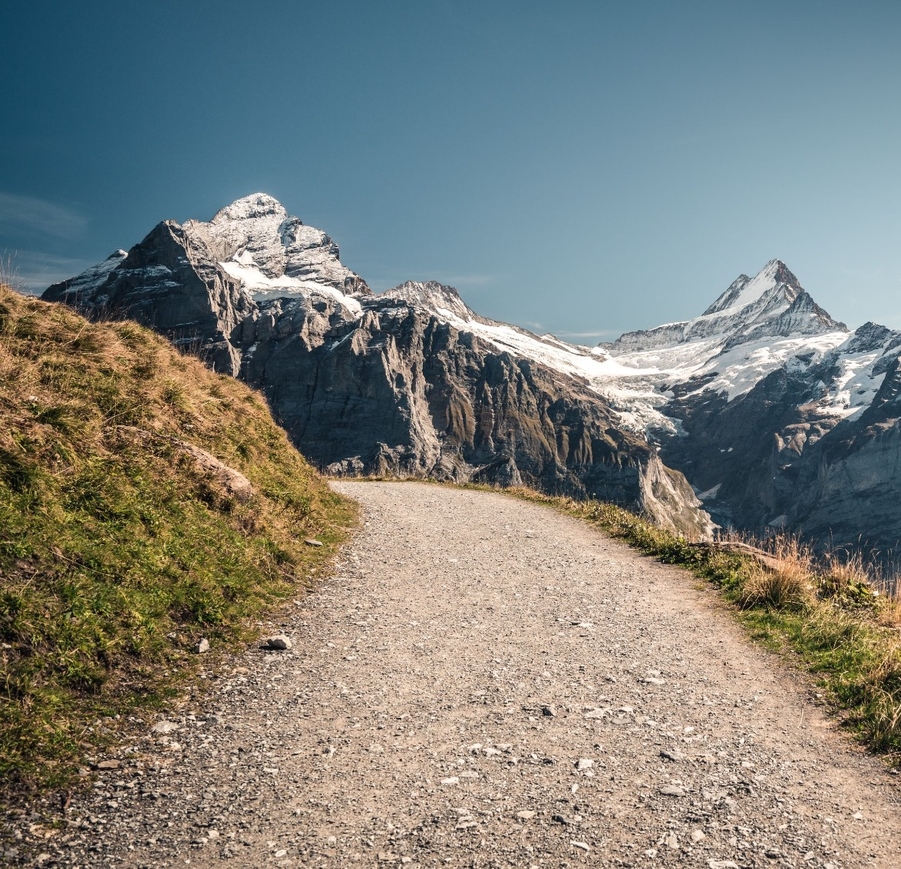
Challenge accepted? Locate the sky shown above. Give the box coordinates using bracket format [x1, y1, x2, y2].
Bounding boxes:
[2, 0, 900, 344]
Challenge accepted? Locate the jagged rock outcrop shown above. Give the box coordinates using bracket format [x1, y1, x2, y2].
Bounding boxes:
[42, 195, 712, 538]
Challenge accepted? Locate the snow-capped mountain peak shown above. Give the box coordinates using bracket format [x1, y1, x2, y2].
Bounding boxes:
[182, 193, 369, 296]
[607, 260, 846, 356]
[382, 280, 478, 322]
[702, 259, 801, 316]
[209, 192, 287, 224]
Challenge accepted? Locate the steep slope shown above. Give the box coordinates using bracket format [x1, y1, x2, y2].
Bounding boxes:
[44, 195, 712, 538]
[0, 284, 352, 790]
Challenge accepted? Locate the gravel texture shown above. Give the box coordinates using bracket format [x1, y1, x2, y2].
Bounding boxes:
[10, 481, 901, 868]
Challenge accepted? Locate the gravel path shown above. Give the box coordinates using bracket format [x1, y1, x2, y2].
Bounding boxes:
[21, 482, 901, 868]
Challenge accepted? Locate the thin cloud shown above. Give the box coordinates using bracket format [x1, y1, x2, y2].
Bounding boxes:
[523, 322, 620, 342]
[0, 192, 88, 239]
[3, 250, 94, 293]
[555, 329, 621, 340]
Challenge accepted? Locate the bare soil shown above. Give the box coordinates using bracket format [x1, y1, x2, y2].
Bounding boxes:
[21, 482, 901, 867]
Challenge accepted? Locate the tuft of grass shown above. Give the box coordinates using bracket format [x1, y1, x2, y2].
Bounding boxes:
[738, 536, 815, 612]
[0, 285, 357, 797]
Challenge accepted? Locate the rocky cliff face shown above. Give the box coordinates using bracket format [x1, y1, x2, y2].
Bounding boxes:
[43, 195, 712, 538]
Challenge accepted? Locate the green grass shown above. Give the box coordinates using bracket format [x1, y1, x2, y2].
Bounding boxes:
[0, 286, 357, 796]
[477, 485, 901, 762]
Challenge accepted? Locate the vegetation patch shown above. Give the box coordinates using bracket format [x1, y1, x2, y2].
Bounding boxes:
[483, 485, 901, 762]
[0, 286, 356, 796]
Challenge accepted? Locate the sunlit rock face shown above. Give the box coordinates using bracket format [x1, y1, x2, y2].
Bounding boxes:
[43, 195, 712, 539]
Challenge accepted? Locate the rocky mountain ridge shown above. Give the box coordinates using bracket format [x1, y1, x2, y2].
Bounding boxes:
[43, 195, 712, 538]
[44, 194, 901, 552]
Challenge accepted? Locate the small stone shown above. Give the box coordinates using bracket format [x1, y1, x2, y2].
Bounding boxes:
[207, 831, 219, 840]
[551, 813, 570, 825]
[708, 862, 739, 869]
[456, 820, 477, 830]
[275, 850, 287, 858]
[195, 638, 210, 654]
[264, 635, 293, 650]
[691, 829, 706, 843]
[576, 758, 594, 771]
[517, 811, 536, 820]
[571, 841, 590, 852]
[95, 759, 121, 770]
[643, 677, 666, 685]
[304, 539, 324, 547]
[664, 832, 679, 849]
[441, 776, 459, 785]
[853, 811, 864, 820]
[151, 720, 179, 734]
[327, 837, 337, 846]
[660, 749, 684, 762]
[583, 706, 609, 719]
[542, 704, 557, 717]
[659, 785, 686, 797]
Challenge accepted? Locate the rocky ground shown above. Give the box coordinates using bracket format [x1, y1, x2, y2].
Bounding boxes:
[7, 482, 901, 867]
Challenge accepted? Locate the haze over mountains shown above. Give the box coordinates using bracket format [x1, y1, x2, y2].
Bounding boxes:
[44, 194, 901, 555]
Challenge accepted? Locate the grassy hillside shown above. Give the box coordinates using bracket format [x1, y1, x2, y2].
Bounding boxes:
[0, 285, 356, 794]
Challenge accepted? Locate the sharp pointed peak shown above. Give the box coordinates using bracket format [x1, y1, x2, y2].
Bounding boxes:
[757, 258, 801, 286]
[702, 259, 802, 316]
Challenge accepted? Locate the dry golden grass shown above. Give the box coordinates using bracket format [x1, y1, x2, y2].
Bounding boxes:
[738, 535, 816, 611]
[0, 285, 357, 794]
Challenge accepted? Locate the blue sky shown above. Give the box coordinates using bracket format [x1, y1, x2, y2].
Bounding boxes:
[2, 1, 900, 343]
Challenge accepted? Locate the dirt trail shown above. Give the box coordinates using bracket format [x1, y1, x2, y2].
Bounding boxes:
[30, 482, 901, 867]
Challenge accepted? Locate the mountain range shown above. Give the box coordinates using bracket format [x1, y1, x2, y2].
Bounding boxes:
[43, 194, 901, 555]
